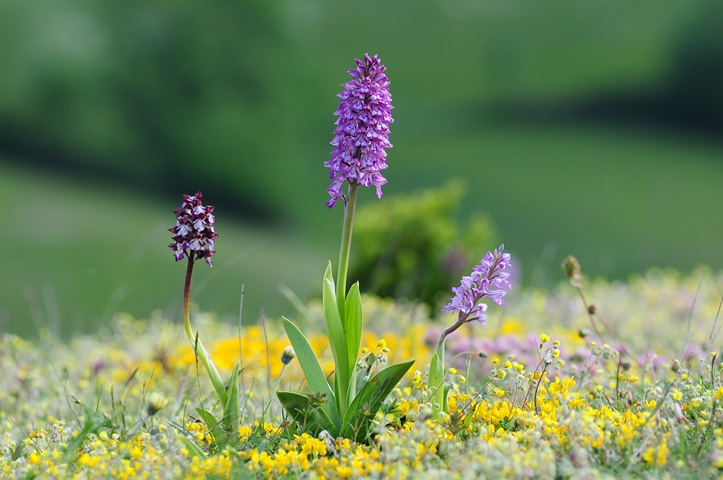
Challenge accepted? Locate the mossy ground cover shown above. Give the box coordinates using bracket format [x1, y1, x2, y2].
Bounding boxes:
[2, 267, 722, 479]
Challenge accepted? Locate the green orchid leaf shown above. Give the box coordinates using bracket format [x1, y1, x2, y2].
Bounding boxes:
[277, 391, 340, 438]
[178, 435, 206, 458]
[192, 336, 228, 407]
[341, 359, 415, 441]
[221, 362, 240, 445]
[322, 262, 349, 415]
[195, 407, 228, 449]
[428, 350, 445, 420]
[281, 317, 341, 429]
[344, 282, 363, 384]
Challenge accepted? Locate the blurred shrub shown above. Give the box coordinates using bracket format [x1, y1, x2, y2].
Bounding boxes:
[348, 180, 498, 310]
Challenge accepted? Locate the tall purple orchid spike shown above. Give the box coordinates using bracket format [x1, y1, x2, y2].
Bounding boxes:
[325, 53, 394, 208]
[169, 191, 218, 267]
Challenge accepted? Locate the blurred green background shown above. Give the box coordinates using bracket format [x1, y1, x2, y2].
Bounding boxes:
[1, 0, 722, 337]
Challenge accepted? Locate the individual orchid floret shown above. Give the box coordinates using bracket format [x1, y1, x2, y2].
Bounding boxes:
[325, 53, 394, 208]
[169, 191, 218, 266]
[441, 244, 513, 329]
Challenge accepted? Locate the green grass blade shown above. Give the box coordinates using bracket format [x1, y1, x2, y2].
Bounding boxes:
[281, 316, 342, 429]
[221, 362, 240, 446]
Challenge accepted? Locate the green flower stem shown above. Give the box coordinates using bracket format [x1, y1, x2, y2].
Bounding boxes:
[430, 317, 465, 420]
[336, 182, 359, 319]
[184, 258, 228, 405]
[436, 317, 465, 354]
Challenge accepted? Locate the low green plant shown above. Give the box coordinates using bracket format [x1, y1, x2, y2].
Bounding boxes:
[276, 54, 414, 443]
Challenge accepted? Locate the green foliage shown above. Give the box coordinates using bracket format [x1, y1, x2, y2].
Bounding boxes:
[321, 263, 350, 414]
[221, 363, 241, 445]
[349, 180, 498, 308]
[192, 361, 240, 452]
[278, 268, 414, 443]
[278, 313, 414, 443]
[63, 405, 115, 463]
[276, 391, 338, 438]
[339, 358, 414, 442]
[278, 316, 341, 430]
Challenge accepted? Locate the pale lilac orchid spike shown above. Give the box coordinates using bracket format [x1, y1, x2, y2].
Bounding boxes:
[169, 191, 218, 266]
[441, 244, 513, 328]
[324, 53, 394, 208]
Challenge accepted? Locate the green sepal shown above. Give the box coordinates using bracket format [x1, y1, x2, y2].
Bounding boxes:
[221, 362, 240, 445]
[281, 316, 341, 429]
[341, 359, 415, 442]
[277, 391, 340, 438]
[195, 407, 228, 449]
[322, 262, 349, 415]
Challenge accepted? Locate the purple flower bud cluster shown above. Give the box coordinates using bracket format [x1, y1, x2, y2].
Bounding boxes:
[325, 53, 394, 208]
[169, 192, 218, 266]
[441, 244, 513, 328]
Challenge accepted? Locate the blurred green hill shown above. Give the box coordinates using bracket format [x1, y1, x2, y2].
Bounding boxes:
[1, 0, 722, 336]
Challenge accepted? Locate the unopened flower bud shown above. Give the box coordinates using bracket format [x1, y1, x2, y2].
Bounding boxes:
[562, 255, 583, 286]
[281, 346, 296, 365]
